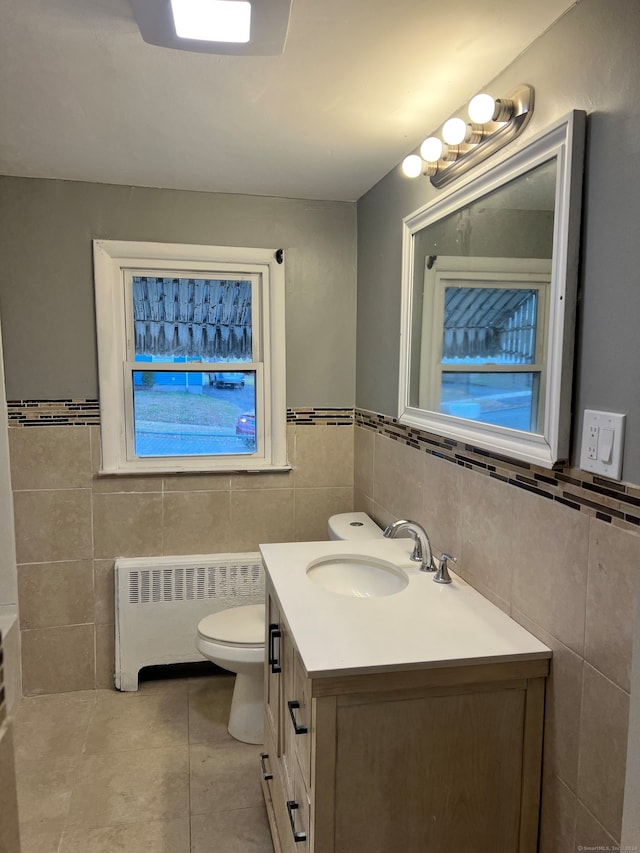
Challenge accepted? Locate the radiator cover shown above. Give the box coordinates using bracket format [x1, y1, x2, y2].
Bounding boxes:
[114, 552, 264, 691]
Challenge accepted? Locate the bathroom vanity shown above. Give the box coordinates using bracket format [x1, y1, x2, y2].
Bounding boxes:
[259, 538, 551, 853]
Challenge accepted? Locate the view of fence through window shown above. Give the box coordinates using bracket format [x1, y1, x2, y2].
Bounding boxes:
[130, 276, 257, 457]
[438, 286, 541, 431]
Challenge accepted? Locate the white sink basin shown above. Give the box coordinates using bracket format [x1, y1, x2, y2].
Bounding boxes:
[306, 555, 409, 598]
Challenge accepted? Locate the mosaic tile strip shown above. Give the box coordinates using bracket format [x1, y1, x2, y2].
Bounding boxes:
[8, 400, 100, 427]
[7, 401, 354, 428]
[356, 408, 640, 534]
[287, 407, 354, 425]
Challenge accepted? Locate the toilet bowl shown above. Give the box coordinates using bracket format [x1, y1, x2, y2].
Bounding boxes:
[196, 603, 266, 744]
[196, 513, 383, 745]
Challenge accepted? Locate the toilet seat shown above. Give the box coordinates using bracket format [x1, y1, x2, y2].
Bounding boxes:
[197, 603, 265, 648]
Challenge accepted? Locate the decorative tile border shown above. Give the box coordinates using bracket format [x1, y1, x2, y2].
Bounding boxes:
[7, 400, 100, 427]
[356, 408, 640, 535]
[7, 401, 354, 428]
[287, 407, 354, 425]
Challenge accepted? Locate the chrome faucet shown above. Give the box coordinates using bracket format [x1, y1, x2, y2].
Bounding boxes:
[383, 519, 435, 572]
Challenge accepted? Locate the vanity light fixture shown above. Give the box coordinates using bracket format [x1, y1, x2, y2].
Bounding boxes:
[401, 84, 534, 188]
[131, 0, 292, 56]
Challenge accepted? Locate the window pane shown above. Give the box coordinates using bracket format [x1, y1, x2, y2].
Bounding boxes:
[440, 372, 540, 432]
[443, 287, 539, 365]
[132, 370, 256, 457]
[132, 277, 252, 361]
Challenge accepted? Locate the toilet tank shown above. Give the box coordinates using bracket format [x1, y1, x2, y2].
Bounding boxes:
[327, 512, 384, 540]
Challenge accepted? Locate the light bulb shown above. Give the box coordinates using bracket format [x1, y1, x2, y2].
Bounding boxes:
[401, 154, 423, 178]
[442, 117, 468, 146]
[419, 136, 443, 163]
[468, 93, 496, 124]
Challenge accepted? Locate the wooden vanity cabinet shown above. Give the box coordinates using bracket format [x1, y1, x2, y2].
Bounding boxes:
[260, 588, 548, 853]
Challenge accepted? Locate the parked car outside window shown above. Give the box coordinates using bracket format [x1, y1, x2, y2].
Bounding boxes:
[236, 412, 255, 445]
[212, 372, 245, 389]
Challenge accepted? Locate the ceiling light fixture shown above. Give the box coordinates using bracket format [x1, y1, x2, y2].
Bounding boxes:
[171, 0, 251, 44]
[401, 84, 534, 189]
[131, 0, 292, 56]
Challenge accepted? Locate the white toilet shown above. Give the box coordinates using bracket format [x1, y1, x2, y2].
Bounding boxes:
[196, 512, 384, 745]
[327, 511, 384, 542]
[196, 603, 266, 744]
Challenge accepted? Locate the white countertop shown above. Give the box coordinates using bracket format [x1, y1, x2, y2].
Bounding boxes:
[260, 538, 551, 679]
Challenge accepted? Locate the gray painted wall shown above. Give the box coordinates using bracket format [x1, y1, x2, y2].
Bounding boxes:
[0, 178, 357, 407]
[356, 0, 640, 484]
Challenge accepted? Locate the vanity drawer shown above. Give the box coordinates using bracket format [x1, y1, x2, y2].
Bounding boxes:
[286, 760, 311, 853]
[291, 648, 312, 789]
[266, 745, 310, 853]
[265, 593, 283, 755]
[259, 725, 278, 793]
[261, 724, 287, 853]
[283, 646, 312, 793]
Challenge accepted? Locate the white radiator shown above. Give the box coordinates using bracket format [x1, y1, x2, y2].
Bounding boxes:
[114, 552, 264, 691]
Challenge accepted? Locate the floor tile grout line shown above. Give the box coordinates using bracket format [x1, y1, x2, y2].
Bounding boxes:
[65, 689, 99, 852]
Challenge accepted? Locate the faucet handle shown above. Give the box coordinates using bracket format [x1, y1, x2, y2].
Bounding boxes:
[434, 553, 456, 584]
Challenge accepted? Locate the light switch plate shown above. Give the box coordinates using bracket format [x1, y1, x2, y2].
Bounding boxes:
[579, 409, 626, 479]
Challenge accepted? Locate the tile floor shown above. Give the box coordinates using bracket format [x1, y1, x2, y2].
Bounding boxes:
[12, 670, 275, 853]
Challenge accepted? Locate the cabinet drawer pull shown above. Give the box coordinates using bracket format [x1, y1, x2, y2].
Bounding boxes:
[259, 752, 273, 781]
[287, 700, 308, 735]
[268, 624, 281, 674]
[286, 799, 307, 843]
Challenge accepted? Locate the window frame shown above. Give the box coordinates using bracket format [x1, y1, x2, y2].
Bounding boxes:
[419, 255, 551, 432]
[398, 111, 586, 469]
[93, 240, 287, 474]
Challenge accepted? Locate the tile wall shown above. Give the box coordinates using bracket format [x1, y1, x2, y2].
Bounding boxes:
[7, 402, 354, 696]
[353, 410, 640, 849]
[7, 399, 640, 848]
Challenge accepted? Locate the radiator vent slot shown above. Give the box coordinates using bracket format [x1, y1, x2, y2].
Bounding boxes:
[128, 560, 263, 605]
[115, 552, 265, 692]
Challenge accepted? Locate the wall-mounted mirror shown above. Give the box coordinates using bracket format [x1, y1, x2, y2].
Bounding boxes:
[399, 111, 586, 467]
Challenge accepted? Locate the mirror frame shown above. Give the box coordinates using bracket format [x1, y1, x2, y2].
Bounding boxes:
[398, 111, 586, 468]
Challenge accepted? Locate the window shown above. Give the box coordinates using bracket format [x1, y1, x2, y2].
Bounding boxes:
[93, 240, 287, 474]
[420, 257, 550, 433]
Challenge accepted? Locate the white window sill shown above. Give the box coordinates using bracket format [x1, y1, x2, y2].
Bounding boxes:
[97, 463, 293, 476]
